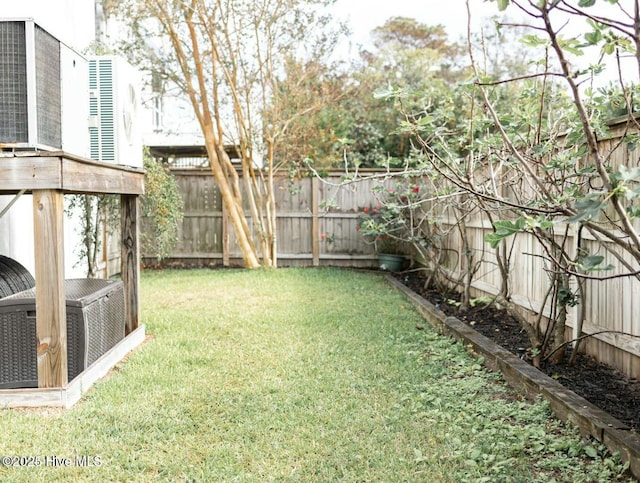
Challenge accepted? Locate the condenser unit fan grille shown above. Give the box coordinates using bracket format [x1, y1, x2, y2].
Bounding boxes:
[34, 24, 61, 148]
[0, 21, 28, 143]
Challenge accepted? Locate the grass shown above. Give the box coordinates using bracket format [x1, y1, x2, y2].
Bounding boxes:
[0, 268, 632, 481]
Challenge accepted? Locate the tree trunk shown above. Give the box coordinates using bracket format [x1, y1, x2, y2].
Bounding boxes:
[205, 140, 261, 268]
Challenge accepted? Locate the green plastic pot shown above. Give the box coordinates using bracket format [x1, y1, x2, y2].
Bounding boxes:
[378, 253, 406, 272]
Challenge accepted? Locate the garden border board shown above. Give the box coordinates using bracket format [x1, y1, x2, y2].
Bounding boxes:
[387, 275, 640, 479]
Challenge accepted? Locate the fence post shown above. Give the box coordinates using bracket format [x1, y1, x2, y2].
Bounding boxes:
[222, 197, 230, 267]
[312, 177, 320, 266]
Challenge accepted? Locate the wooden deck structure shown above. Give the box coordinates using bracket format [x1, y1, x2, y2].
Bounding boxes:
[0, 150, 144, 402]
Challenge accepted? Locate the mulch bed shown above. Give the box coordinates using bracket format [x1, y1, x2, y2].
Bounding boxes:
[396, 271, 640, 432]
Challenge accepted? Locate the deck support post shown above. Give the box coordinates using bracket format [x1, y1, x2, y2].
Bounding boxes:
[33, 189, 67, 388]
[121, 194, 140, 335]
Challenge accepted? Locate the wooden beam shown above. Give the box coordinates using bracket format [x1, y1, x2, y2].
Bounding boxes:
[32, 190, 67, 388]
[0, 154, 143, 195]
[62, 159, 144, 195]
[0, 157, 62, 191]
[121, 195, 140, 335]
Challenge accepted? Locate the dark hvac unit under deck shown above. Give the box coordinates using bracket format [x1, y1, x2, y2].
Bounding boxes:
[0, 279, 125, 389]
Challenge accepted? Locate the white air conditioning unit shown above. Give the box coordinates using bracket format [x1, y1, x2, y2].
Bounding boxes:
[0, 19, 88, 156]
[89, 56, 143, 168]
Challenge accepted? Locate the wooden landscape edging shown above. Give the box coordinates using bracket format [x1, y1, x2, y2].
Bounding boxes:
[386, 276, 640, 479]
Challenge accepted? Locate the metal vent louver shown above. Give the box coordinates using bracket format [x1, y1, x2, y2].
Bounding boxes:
[89, 58, 116, 162]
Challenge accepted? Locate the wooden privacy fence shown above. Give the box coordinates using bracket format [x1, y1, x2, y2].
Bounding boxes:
[143, 169, 394, 268]
[432, 120, 640, 379]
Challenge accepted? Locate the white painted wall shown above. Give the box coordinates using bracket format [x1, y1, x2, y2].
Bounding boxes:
[0, 196, 34, 274]
[1, 0, 95, 51]
[0, 195, 88, 279]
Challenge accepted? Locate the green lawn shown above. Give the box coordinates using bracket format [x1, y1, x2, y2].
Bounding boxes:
[0, 268, 631, 481]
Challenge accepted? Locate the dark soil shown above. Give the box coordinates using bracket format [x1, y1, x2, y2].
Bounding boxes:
[396, 271, 640, 432]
